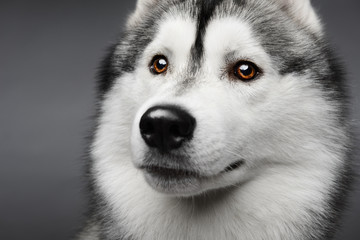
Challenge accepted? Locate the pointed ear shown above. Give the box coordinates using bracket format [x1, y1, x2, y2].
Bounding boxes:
[127, 0, 161, 27]
[277, 0, 322, 33]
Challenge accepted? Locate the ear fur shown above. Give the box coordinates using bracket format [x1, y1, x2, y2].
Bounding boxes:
[127, 0, 161, 27]
[276, 0, 323, 33]
[127, 0, 323, 34]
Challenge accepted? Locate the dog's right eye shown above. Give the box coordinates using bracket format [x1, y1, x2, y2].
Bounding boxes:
[150, 55, 168, 75]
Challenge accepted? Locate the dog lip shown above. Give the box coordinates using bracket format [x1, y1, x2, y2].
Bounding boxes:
[140, 159, 244, 180]
[141, 165, 200, 178]
[223, 160, 245, 173]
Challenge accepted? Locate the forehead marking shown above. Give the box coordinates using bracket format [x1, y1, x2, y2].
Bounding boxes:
[190, 0, 225, 71]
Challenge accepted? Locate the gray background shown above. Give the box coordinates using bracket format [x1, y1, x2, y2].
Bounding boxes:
[0, 0, 359, 239]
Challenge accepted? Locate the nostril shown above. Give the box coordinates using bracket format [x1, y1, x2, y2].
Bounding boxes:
[139, 117, 154, 135]
[169, 124, 181, 138]
[172, 118, 194, 138]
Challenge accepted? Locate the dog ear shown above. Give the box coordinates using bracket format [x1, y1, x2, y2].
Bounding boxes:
[276, 0, 322, 33]
[127, 0, 161, 27]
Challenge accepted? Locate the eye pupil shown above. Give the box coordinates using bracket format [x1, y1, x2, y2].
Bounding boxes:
[156, 59, 167, 70]
[240, 64, 250, 74]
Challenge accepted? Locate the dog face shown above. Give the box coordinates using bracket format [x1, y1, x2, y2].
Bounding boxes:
[92, 0, 347, 197]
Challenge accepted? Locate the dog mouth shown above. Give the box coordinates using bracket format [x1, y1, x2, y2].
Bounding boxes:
[143, 165, 200, 179]
[222, 160, 244, 173]
[141, 160, 244, 180]
[140, 159, 245, 196]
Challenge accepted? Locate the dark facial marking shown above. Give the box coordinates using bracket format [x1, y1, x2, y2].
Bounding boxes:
[189, 0, 225, 73]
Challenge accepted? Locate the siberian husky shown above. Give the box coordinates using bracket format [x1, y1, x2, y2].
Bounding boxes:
[77, 0, 352, 239]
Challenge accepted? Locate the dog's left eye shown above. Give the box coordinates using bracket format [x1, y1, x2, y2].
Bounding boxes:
[233, 61, 259, 81]
[150, 55, 168, 74]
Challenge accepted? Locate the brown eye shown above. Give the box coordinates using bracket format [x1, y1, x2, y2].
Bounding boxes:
[150, 55, 168, 74]
[234, 61, 259, 81]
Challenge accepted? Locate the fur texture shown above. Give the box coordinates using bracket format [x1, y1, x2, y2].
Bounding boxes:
[77, 0, 352, 239]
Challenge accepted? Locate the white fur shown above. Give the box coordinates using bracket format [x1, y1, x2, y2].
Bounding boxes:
[91, 12, 348, 239]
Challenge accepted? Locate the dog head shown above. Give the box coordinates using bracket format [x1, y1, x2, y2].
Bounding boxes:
[92, 0, 347, 197]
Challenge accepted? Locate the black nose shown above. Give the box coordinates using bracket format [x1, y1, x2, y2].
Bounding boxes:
[139, 106, 196, 153]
